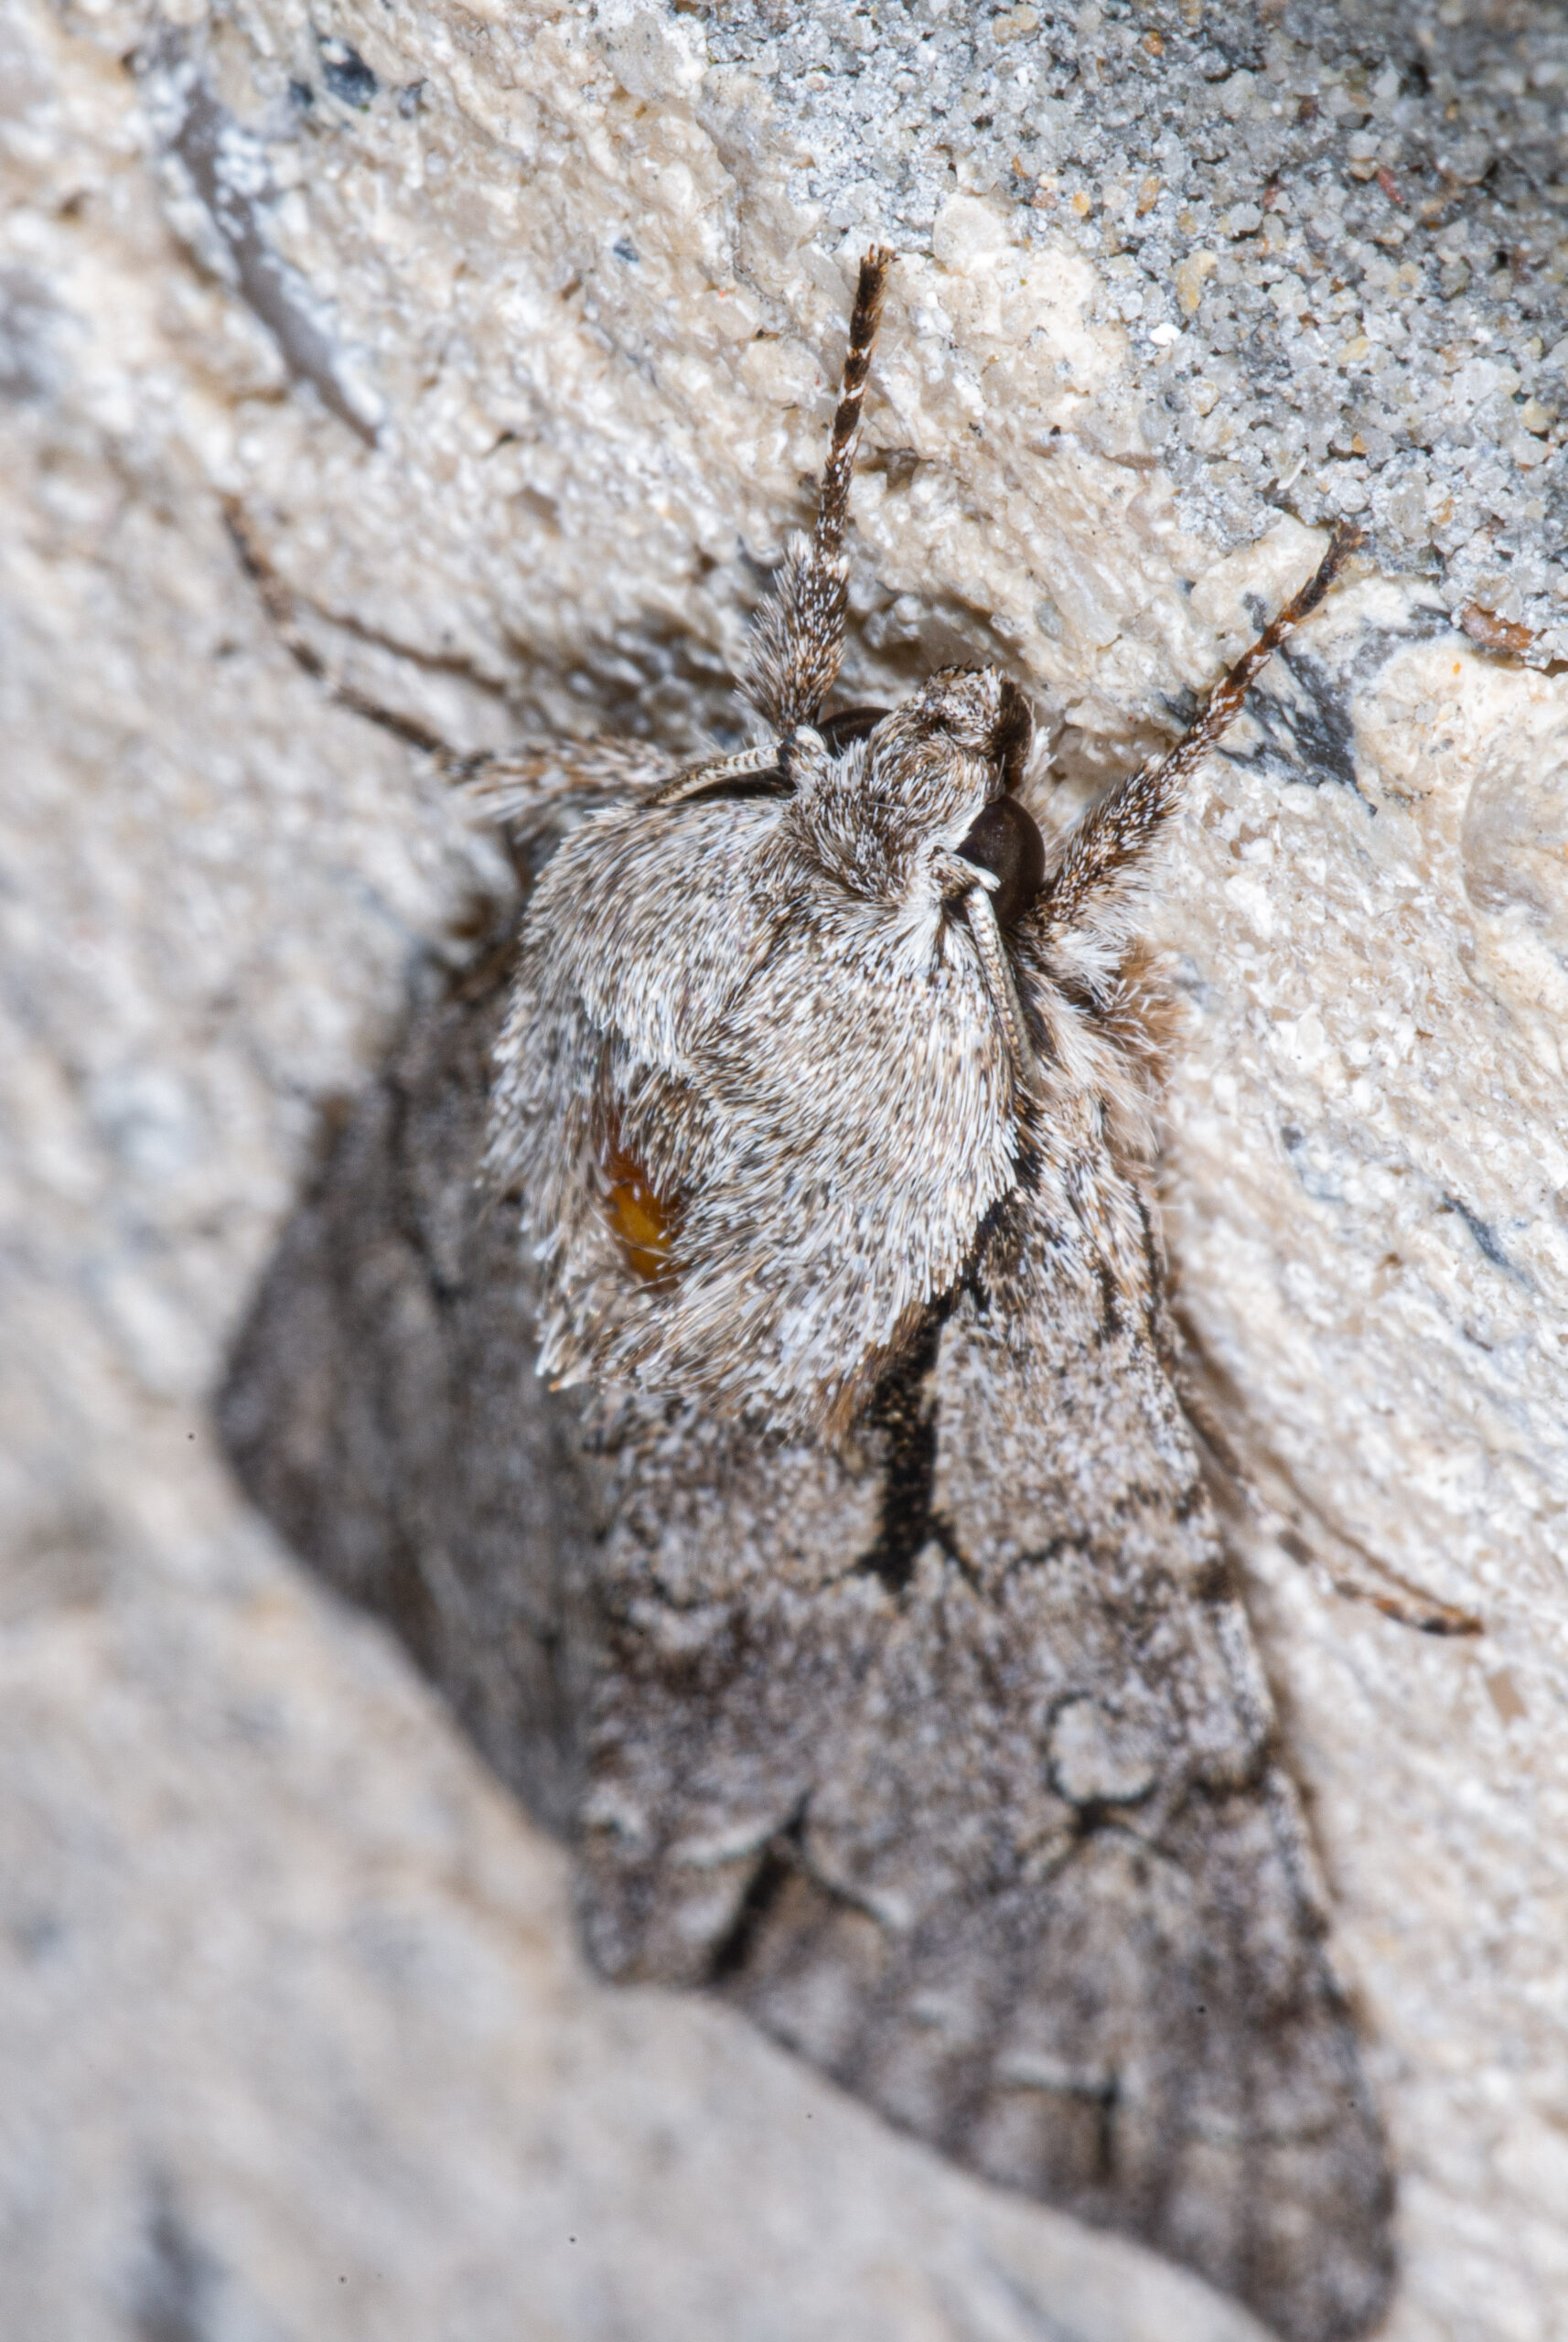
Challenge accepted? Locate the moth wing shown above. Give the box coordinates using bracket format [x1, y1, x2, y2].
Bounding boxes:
[578, 1195, 1393, 2342]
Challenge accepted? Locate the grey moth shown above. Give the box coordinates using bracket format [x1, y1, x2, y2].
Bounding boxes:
[223, 249, 1394, 2342]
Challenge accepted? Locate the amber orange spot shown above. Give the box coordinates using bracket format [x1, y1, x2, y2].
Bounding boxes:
[603, 1135, 679, 1283]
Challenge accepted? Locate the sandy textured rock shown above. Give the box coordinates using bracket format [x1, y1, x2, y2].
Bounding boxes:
[3, 0, 1566, 2336]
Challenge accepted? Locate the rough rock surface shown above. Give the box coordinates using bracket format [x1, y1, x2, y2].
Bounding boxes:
[3, 0, 1567, 2337]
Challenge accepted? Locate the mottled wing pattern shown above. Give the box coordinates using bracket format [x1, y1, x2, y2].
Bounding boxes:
[579, 1187, 1391, 2342]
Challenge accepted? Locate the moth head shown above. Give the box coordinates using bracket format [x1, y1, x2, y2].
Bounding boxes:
[789, 667, 1043, 922]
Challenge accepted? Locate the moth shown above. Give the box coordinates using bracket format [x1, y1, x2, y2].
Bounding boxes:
[223, 251, 1396, 2342]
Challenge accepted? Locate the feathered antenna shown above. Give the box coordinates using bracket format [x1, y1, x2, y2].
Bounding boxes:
[743, 247, 894, 739]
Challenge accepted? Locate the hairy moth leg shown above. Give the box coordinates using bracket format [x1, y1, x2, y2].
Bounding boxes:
[1178, 1367, 1484, 1638]
[1044, 529, 1360, 946]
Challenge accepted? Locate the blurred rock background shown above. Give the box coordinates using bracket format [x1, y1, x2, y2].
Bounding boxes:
[3, 0, 1566, 2336]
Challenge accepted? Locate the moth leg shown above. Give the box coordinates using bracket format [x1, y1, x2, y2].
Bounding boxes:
[226, 501, 676, 861]
[743, 245, 894, 737]
[1179, 1369, 1483, 1638]
[1291, 1525, 1483, 1637]
[223, 500, 481, 770]
[1043, 529, 1359, 943]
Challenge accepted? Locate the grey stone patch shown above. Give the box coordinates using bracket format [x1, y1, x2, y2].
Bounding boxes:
[133, 2187, 218, 2342]
[0, 267, 59, 403]
[138, 37, 380, 445]
[698, 0, 1568, 660]
[318, 38, 378, 113]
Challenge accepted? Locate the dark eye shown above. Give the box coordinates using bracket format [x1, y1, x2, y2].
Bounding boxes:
[956, 796, 1046, 927]
[818, 704, 891, 751]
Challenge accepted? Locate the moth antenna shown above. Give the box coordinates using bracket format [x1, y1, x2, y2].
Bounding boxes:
[223, 500, 489, 775]
[1045, 527, 1359, 937]
[814, 245, 894, 566]
[742, 246, 895, 738]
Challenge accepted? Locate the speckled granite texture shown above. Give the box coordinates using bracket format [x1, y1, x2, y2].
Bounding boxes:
[3, 1, 1566, 2337]
[700, 0, 1568, 649]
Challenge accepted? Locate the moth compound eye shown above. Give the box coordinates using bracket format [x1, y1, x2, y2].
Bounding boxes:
[818, 704, 891, 752]
[956, 797, 1046, 927]
[601, 1136, 680, 1284]
[991, 676, 1033, 796]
